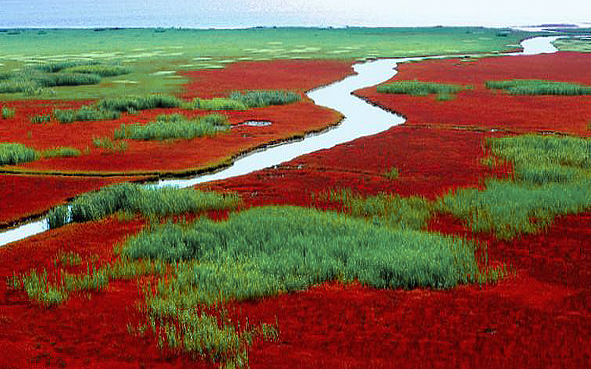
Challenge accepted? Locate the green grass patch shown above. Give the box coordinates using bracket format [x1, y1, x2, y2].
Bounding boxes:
[113, 113, 229, 141]
[61, 64, 131, 77]
[47, 183, 242, 229]
[92, 136, 128, 153]
[440, 135, 591, 239]
[383, 167, 399, 180]
[377, 80, 466, 100]
[1, 106, 15, 119]
[486, 79, 591, 95]
[228, 90, 301, 108]
[318, 188, 433, 231]
[184, 97, 247, 111]
[96, 94, 183, 113]
[40, 146, 81, 159]
[30, 114, 51, 124]
[53, 106, 120, 123]
[0, 142, 38, 165]
[54, 250, 83, 267]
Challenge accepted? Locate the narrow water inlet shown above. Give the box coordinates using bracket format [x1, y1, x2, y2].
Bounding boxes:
[0, 35, 567, 246]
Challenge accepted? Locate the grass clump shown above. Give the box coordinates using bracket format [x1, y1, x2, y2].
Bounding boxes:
[440, 135, 591, 239]
[0, 142, 38, 165]
[30, 114, 51, 124]
[114, 113, 229, 141]
[319, 188, 433, 231]
[40, 146, 81, 158]
[34, 60, 100, 73]
[1, 106, 15, 119]
[61, 64, 131, 77]
[47, 183, 242, 229]
[96, 94, 182, 113]
[377, 80, 465, 100]
[229, 90, 301, 108]
[53, 106, 120, 123]
[185, 97, 247, 111]
[54, 251, 82, 267]
[486, 79, 591, 95]
[92, 136, 128, 153]
[383, 167, 399, 180]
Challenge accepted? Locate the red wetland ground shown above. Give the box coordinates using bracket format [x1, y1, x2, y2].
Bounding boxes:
[1, 54, 590, 368]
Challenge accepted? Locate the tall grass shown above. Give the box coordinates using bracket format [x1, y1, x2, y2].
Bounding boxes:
[33, 73, 102, 87]
[184, 97, 247, 111]
[61, 64, 131, 77]
[47, 183, 242, 229]
[0, 142, 38, 165]
[229, 90, 301, 108]
[92, 136, 128, 153]
[40, 147, 81, 158]
[96, 95, 182, 113]
[113, 113, 229, 141]
[319, 188, 433, 231]
[440, 135, 591, 239]
[1, 106, 15, 119]
[377, 80, 465, 100]
[30, 114, 51, 124]
[486, 79, 591, 95]
[53, 106, 120, 123]
[34, 60, 100, 73]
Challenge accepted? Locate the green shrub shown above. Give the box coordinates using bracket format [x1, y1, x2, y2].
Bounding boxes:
[0, 142, 38, 165]
[53, 106, 120, 123]
[486, 79, 591, 95]
[229, 90, 301, 108]
[47, 183, 242, 229]
[1, 106, 15, 119]
[184, 97, 247, 111]
[114, 113, 229, 141]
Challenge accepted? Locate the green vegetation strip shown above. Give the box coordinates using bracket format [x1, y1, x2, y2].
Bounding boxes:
[47, 183, 242, 229]
[486, 79, 591, 95]
[377, 80, 467, 101]
[0, 142, 80, 165]
[114, 113, 229, 141]
[229, 90, 301, 108]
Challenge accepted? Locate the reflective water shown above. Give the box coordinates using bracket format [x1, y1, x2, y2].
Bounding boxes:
[0, 35, 568, 246]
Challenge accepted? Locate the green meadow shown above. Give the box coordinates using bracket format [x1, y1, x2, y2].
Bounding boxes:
[0, 27, 542, 100]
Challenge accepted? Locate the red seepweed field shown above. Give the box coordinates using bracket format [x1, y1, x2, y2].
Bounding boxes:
[1, 51, 590, 368]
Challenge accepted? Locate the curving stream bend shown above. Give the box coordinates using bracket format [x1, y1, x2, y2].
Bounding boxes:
[0, 35, 563, 246]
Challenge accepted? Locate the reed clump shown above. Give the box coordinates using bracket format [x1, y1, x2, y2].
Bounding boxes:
[229, 90, 301, 108]
[377, 80, 465, 100]
[486, 79, 591, 95]
[114, 113, 229, 141]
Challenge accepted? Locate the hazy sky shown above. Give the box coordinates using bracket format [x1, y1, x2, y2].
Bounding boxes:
[2, 0, 590, 28]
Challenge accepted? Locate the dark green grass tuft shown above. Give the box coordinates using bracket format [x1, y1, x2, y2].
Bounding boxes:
[184, 97, 247, 111]
[229, 90, 301, 108]
[1, 106, 15, 119]
[486, 79, 591, 95]
[114, 113, 229, 141]
[0, 142, 38, 165]
[34, 60, 100, 73]
[30, 114, 51, 124]
[47, 183, 242, 229]
[377, 80, 465, 100]
[53, 106, 121, 123]
[61, 64, 131, 77]
[40, 147, 81, 158]
[96, 94, 183, 113]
